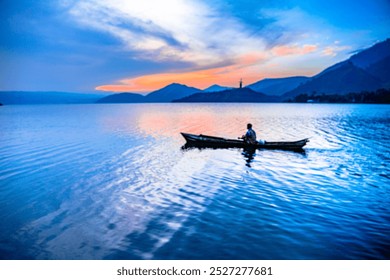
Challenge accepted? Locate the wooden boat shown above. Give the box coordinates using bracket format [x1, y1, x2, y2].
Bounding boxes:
[181, 132, 309, 151]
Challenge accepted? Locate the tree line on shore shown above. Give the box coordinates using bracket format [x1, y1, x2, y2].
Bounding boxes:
[287, 88, 390, 104]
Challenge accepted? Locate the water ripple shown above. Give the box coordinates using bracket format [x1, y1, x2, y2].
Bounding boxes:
[1, 104, 389, 259]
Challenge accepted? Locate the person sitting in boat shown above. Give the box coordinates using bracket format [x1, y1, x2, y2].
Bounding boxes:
[242, 123, 257, 144]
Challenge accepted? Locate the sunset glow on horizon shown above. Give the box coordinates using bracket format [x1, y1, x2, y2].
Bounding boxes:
[96, 43, 323, 93]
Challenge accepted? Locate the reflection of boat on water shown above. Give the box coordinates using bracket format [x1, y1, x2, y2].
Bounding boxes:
[181, 132, 309, 151]
[181, 133, 309, 151]
[242, 148, 256, 167]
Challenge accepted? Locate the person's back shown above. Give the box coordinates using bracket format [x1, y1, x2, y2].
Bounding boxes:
[244, 123, 257, 144]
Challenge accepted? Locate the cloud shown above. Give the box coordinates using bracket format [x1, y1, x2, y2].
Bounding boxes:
[95, 46, 314, 93]
[64, 0, 268, 67]
[272, 44, 318, 56]
[322, 45, 352, 57]
[96, 65, 246, 93]
[61, 1, 354, 92]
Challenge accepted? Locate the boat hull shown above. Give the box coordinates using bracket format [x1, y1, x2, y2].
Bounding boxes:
[181, 132, 309, 151]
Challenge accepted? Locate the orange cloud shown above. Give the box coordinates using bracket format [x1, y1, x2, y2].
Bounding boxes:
[322, 45, 351, 57]
[95, 45, 322, 93]
[96, 50, 272, 93]
[96, 63, 262, 93]
[237, 51, 268, 66]
[272, 44, 317, 56]
[96, 70, 221, 93]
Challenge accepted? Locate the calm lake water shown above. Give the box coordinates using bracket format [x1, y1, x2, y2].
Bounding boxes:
[0, 103, 389, 260]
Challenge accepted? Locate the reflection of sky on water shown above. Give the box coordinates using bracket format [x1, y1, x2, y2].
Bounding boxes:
[134, 103, 320, 140]
[1, 104, 389, 259]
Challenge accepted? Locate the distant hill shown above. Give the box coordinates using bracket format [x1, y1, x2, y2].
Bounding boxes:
[0, 91, 107, 105]
[283, 39, 390, 99]
[173, 88, 278, 102]
[283, 62, 382, 99]
[247, 76, 309, 96]
[96, 92, 145, 103]
[145, 83, 201, 102]
[203, 84, 232, 92]
[290, 88, 390, 104]
[96, 83, 201, 103]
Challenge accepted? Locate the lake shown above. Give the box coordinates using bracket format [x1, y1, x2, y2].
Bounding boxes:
[0, 103, 389, 259]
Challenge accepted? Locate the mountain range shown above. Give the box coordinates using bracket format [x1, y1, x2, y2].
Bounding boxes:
[99, 38, 390, 103]
[1, 38, 389, 105]
[0, 91, 107, 105]
[283, 39, 390, 99]
[96, 83, 201, 103]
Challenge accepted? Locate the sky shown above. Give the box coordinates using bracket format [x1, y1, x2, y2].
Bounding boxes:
[1, 0, 389, 93]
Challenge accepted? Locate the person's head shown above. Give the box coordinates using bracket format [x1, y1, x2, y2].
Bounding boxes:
[247, 123, 252, 129]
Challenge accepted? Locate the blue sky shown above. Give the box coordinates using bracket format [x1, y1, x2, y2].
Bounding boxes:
[1, 0, 389, 93]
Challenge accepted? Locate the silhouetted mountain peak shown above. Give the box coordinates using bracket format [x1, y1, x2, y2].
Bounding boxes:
[162, 83, 186, 89]
[203, 84, 232, 92]
[145, 83, 201, 102]
[247, 76, 309, 96]
[281, 38, 390, 99]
